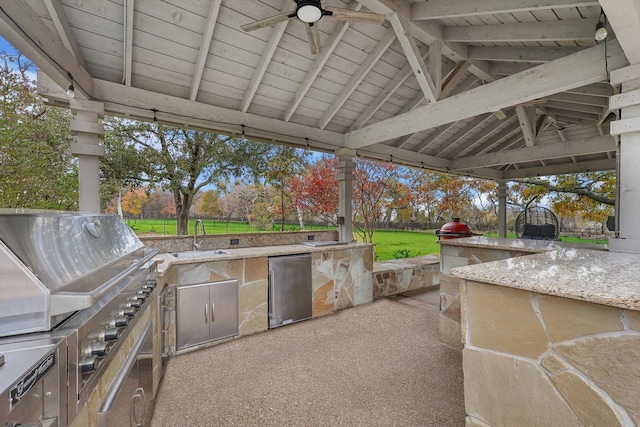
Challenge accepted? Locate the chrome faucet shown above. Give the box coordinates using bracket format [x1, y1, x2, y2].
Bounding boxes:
[193, 219, 205, 250]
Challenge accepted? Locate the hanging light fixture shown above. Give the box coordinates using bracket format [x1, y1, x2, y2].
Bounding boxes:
[295, 0, 323, 23]
[595, 8, 607, 42]
[66, 73, 75, 98]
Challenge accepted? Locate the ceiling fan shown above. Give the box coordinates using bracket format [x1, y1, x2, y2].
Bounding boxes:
[241, 0, 386, 55]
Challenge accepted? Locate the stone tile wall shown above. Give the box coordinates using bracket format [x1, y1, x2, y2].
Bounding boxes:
[439, 245, 535, 350]
[372, 255, 440, 299]
[140, 230, 338, 253]
[462, 280, 640, 426]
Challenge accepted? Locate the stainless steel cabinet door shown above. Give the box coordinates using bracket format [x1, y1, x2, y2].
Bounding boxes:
[177, 280, 239, 350]
[209, 280, 238, 341]
[176, 284, 211, 349]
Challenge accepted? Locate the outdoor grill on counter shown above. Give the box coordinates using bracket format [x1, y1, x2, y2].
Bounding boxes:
[0, 211, 159, 427]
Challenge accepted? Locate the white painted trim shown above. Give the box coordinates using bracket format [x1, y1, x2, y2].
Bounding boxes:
[411, 0, 598, 20]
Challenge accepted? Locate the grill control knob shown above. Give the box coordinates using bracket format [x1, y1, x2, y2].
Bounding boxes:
[133, 291, 147, 301]
[80, 355, 98, 373]
[139, 286, 153, 295]
[118, 306, 136, 318]
[85, 341, 110, 357]
[99, 327, 121, 342]
[127, 298, 142, 309]
[109, 315, 128, 328]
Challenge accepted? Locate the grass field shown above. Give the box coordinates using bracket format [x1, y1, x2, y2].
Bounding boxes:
[128, 219, 605, 261]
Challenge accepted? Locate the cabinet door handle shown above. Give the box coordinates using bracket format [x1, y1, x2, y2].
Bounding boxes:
[131, 392, 144, 426]
[204, 303, 208, 324]
[211, 302, 215, 323]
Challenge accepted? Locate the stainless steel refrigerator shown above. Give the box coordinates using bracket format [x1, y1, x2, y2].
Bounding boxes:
[268, 253, 312, 328]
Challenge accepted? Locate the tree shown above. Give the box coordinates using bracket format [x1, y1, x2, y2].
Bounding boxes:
[353, 158, 397, 246]
[290, 156, 339, 226]
[262, 146, 309, 231]
[121, 187, 148, 218]
[196, 190, 221, 218]
[513, 172, 615, 223]
[0, 51, 78, 209]
[103, 119, 273, 234]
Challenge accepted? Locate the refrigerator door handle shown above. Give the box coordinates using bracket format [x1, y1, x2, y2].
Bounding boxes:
[269, 269, 276, 320]
[204, 303, 208, 324]
[211, 302, 215, 323]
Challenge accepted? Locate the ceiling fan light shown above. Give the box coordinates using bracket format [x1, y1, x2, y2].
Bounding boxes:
[296, 2, 322, 23]
[595, 21, 607, 41]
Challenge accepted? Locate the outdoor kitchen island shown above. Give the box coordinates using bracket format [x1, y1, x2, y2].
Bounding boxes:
[450, 248, 640, 426]
[155, 242, 374, 355]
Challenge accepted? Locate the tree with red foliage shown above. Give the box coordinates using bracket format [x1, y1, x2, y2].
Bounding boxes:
[289, 156, 339, 226]
[353, 158, 397, 245]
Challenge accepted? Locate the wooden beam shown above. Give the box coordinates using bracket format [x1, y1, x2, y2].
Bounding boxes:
[91, 79, 344, 149]
[450, 135, 616, 171]
[455, 112, 518, 157]
[428, 40, 442, 96]
[43, 0, 87, 68]
[345, 41, 627, 149]
[0, 0, 93, 98]
[412, 0, 598, 20]
[444, 20, 596, 43]
[515, 105, 537, 146]
[545, 100, 605, 115]
[388, 13, 438, 103]
[600, 0, 640, 65]
[241, 3, 289, 112]
[439, 61, 471, 99]
[355, 0, 495, 83]
[356, 144, 450, 171]
[503, 158, 616, 178]
[490, 62, 536, 76]
[189, 0, 221, 101]
[469, 46, 583, 63]
[318, 28, 395, 129]
[547, 92, 609, 107]
[283, 2, 363, 122]
[413, 122, 457, 153]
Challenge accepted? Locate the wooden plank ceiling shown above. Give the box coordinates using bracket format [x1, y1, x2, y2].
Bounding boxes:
[0, 0, 636, 180]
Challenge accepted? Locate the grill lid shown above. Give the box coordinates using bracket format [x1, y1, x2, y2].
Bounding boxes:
[0, 211, 156, 337]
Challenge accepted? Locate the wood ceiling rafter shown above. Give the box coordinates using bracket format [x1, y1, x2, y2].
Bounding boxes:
[411, 0, 599, 20]
[444, 20, 599, 43]
[42, 0, 86, 68]
[241, 2, 290, 112]
[123, 0, 134, 86]
[189, 0, 222, 101]
[318, 27, 396, 129]
[349, 47, 430, 131]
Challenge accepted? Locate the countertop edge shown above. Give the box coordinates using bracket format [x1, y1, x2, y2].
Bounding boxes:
[451, 249, 640, 311]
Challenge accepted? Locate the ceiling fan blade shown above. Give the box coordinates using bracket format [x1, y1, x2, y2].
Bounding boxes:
[324, 6, 386, 24]
[305, 23, 322, 55]
[241, 11, 293, 32]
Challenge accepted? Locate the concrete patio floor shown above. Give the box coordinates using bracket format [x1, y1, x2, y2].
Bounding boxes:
[151, 288, 465, 426]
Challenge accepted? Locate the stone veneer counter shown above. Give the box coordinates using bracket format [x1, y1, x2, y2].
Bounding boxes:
[451, 249, 640, 426]
[451, 248, 639, 310]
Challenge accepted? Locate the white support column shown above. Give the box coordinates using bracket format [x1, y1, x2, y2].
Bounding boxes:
[336, 148, 355, 243]
[497, 180, 507, 238]
[69, 99, 105, 213]
[609, 64, 640, 253]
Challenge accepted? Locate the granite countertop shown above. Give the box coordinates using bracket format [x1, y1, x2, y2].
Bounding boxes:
[438, 236, 608, 253]
[451, 249, 640, 311]
[154, 242, 371, 274]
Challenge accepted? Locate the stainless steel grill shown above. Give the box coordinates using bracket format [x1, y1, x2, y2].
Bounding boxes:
[0, 211, 159, 425]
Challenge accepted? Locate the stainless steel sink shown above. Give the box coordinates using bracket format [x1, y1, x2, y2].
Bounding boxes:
[170, 249, 232, 258]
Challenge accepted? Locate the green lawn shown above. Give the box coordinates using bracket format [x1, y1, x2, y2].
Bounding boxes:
[128, 219, 605, 261]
